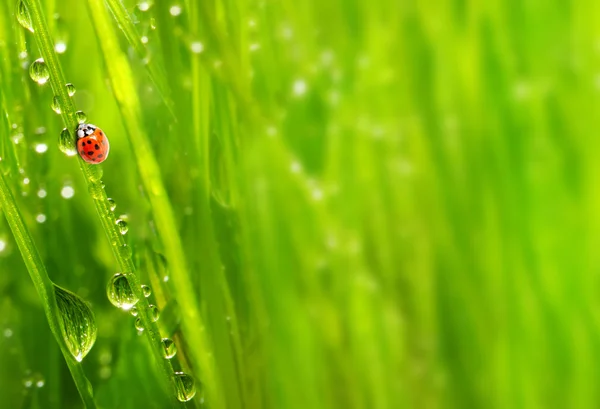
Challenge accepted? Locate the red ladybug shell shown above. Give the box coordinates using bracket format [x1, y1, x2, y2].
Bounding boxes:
[76, 123, 109, 164]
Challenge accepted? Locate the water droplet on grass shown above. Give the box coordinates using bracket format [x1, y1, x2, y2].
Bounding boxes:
[54, 285, 97, 361]
[29, 59, 49, 85]
[107, 273, 138, 311]
[66, 83, 76, 96]
[169, 5, 182, 16]
[130, 306, 138, 316]
[116, 219, 128, 235]
[16, 0, 34, 32]
[35, 143, 48, 153]
[88, 183, 104, 199]
[51, 96, 62, 113]
[161, 338, 176, 359]
[174, 372, 196, 402]
[149, 304, 159, 321]
[119, 244, 132, 259]
[107, 198, 116, 211]
[141, 285, 151, 297]
[134, 317, 144, 331]
[75, 111, 87, 123]
[59, 128, 76, 156]
[36, 214, 46, 223]
[87, 165, 103, 183]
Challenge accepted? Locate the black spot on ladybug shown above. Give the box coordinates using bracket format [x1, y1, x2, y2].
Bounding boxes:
[87, 140, 92, 145]
[94, 144, 99, 150]
[87, 151, 94, 155]
[97, 154, 103, 159]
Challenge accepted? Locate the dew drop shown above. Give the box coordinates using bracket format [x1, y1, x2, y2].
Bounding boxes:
[190, 41, 204, 54]
[29, 58, 49, 85]
[51, 96, 62, 114]
[161, 338, 177, 359]
[119, 244, 132, 259]
[16, 0, 34, 33]
[87, 165, 103, 183]
[169, 5, 182, 16]
[107, 198, 116, 211]
[130, 306, 138, 316]
[116, 218, 128, 235]
[106, 273, 139, 311]
[54, 285, 97, 362]
[149, 304, 159, 322]
[150, 17, 156, 29]
[141, 284, 151, 298]
[88, 182, 104, 200]
[134, 317, 144, 331]
[66, 83, 76, 96]
[59, 128, 77, 156]
[174, 372, 196, 402]
[75, 111, 87, 123]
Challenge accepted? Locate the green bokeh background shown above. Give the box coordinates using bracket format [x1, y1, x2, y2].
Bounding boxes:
[1, 0, 598, 408]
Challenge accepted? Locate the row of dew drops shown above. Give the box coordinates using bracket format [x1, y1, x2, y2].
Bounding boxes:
[107, 272, 196, 403]
[17, 1, 196, 402]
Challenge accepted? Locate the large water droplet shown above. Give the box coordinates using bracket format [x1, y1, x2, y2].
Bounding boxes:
[16, 0, 34, 33]
[134, 317, 144, 331]
[130, 306, 138, 316]
[161, 338, 177, 359]
[54, 285, 97, 362]
[115, 219, 128, 235]
[51, 96, 62, 114]
[58, 128, 76, 156]
[149, 304, 159, 322]
[66, 83, 76, 96]
[29, 59, 49, 85]
[141, 285, 151, 298]
[174, 372, 196, 402]
[107, 198, 116, 212]
[106, 273, 138, 311]
[75, 111, 87, 123]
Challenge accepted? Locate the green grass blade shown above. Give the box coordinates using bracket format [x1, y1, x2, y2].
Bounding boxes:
[0, 168, 96, 409]
[84, 0, 223, 406]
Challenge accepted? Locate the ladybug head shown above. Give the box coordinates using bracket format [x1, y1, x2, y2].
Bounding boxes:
[76, 123, 97, 139]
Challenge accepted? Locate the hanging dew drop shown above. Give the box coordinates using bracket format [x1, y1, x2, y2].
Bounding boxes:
[16, 0, 34, 33]
[29, 59, 50, 85]
[54, 285, 97, 362]
[106, 273, 139, 311]
[115, 219, 128, 235]
[174, 372, 197, 402]
[75, 110, 87, 123]
[161, 338, 177, 359]
[134, 317, 144, 332]
[51, 96, 62, 114]
[88, 182, 104, 200]
[130, 306, 138, 316]
[149, 304, 160, 322]
[66, 83, 76, 96]
[107, 198, 116, 211]
[141, 284, 151, 298]
[59, 128, 77, 156]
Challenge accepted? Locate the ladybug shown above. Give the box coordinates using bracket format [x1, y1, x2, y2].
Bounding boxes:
[76, 123, 110, 164]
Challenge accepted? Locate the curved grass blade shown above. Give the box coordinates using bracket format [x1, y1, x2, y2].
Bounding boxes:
[0, 167, 96, 408]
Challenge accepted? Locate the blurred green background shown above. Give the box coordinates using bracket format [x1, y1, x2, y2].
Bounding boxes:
[1, 0, 598, 408]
